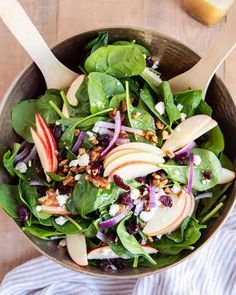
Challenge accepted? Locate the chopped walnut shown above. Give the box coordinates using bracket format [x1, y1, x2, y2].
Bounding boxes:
[119, 130, 128, 138]
[120, 99, 127, 113]
[164, 187, 172, 194]
[63, 175, 76, 187]
[86, 165, 99, 176]
[63, 165, 70, 173]
[159, 179, 168, 187]
[38, 189, 58, 206]
[85, 174, 110, 189]
[74, 129, 80, 136]
[108, 108, 117, 118]
[144, 130, 158, 144]
[59, 159, 69, 167]
[166, 150, 175, 158]
[177, 189, 187, 199]
[144, 201, 151, 212]
[78, 148, 86, 155]
[118, 204, 126, 214]
[156, 120, 164, 130]
[147, 235, 154, 242]
[153, 178, 160, 187]
[93, 146, 103, 153]
[89, 135, 98, 145]
[162, 130, 169, 140]
[90, 149, 100, 162]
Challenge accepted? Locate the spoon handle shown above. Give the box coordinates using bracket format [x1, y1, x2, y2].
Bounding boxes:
[0, 0, 77, 89]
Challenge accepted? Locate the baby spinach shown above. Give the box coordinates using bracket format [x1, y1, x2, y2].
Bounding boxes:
[113, 40, 151, 56]
[109, 241, 134, 259]
[200, 126, 224, 156]
[117, 213, 156, 265]
[46, 172, 68, 182]
[166, 216, 191, 243]
[140, 68, 161, 94]
[159, 81, 181, 126]
[88, 72, 124, 113]
[84, 45, 146, 78]
[196, 100, 212, 116]
[22, 224, 64, 240]
[160, 148, 222, 191]
[83, 219, 100, 238]
[75, 76, 91, 116]
[3, 143, 21, 177]
[0, 184, 21, 219]
[220, 154, 234, 170]
[138, 254, 181, 268]
[109, 93, 126, 109]
[53, 217, 89, 235]
[85, 31, 109, 53]
[174, 89, 202, 117]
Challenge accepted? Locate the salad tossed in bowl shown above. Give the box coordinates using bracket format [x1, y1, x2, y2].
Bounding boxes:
[0, 32, 235, 271]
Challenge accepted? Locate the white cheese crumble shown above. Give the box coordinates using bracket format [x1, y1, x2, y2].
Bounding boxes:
[202, 179, 211, 184]
[56, 195, 69, 207]
[130, 188, 140, 200]
[140, 211, 155, 222]
[35, 205, 42, 212]
[172, 184, 181, 194]
[181, 113, 187, 121]
[28, 160, 32, 167]
[155, 102, 165, 115]
[109, 204, 120, 217]
[92, 126, 100, 133]
[194, 155, 202, 166]
[69, 159, 80, 167]
[156, 234, 162, 240]
[55, 120, 61, 126]
[15, 162, 27, 173]
[74, 174, 82, 181]
[86, 131, 94, 137]
[77, 153, 90, 166]
[55, 216, 68, 226]
[177, 103, 183, 111]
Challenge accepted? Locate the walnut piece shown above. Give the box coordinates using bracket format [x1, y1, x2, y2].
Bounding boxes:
[85, 174, 110, 190]
[156, 120, 164, 130]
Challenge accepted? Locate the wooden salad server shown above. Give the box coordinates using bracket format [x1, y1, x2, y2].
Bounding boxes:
[0, 0, 78, 90]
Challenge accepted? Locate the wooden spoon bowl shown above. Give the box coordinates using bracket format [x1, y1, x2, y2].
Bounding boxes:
[0, 27, 235, 278]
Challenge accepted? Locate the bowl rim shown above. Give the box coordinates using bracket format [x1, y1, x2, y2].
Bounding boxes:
[0, 25, 235, 279]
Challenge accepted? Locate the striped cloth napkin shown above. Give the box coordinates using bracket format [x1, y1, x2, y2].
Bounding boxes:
[0, 207, 235, 295]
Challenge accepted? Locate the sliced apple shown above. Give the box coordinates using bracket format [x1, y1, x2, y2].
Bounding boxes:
[40, 205, 69, 215]
[143, 192, 194, 236]
[162, 115, 217, 153]
[87, 245, 158, 260]
[104, 152, 164, 177]
[35, 113, 58, 172]
[108, 161, 159, 181]
[66, 74, 85, 106]
[66, 234, 88, 266]
[218, 168, 235, 184]
[107, 142, 164, 158]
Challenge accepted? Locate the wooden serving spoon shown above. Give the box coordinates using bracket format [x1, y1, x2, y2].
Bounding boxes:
[169, 13, 236, 97]
[0, 0, 78, 90]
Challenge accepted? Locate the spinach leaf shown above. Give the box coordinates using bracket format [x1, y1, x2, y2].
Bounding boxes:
[120, 77, 141, 97]
[138, 254, 181, 268]
[117, 213, 156, 265]
[109, 93, 126, 109]
[174, 89, 202, 117]
[140, 85, 169, 125]
[53, 217, 89, 235]
[112, 40, 151, 56]
[159, 81, 181, 126]
[220, 154, 234, 170]
[140, 67, 162, 94]
[12, 99, 37, 143]
[84, 45, 146, 78]
[3, 143, 21, 177]
[160, 148, 222, 191]
[166, 216, 191, 243]
[46, 172, 68, 182]
[22, 224, 64, 240]
[85, 31, 108, 53]
[88, 72, 124, 113]
[200, 126, 224, 156]
[196, 100, 212, 116]
[83, 219, 100, 238]
[109, 241, 134, 259]
[0, 184, 20, 219]
[75, 76, 91, 116]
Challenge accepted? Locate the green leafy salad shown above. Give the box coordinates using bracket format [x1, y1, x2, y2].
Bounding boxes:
[0, 31, 235, 272]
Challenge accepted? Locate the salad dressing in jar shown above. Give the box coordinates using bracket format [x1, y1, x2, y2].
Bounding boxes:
[182, 0, 235, 25]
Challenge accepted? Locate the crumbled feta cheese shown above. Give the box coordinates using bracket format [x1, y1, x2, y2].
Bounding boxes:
[181, 113, 187, 121]
[59, 239, 67, 247]
[86, 131, 94, 137]
[155, 102, 165, 115]
[92, 126, 100, 133]
[55, 216, 68, 226]
[69, 159, 80, 167]
[77, 153, 90, 166]
[130, 188, 140, 200]
[177, 103, 183, 111]
[156, 234, 162, 240]
[109, 204, 120, 216]
[194, 155, 202, 166]
[55, 120, 61, 126]
[56, 195, 69, 207]
[172, 184, 181, 194]
[35, 205, 42, 212]
[202, 179, 211, 184]
[15, 162, 27, 173]
[74, 174, 82, 181]
[140, 211, 155, 222]
[56, 189, 60, 195]
[28, 160, 32, 167]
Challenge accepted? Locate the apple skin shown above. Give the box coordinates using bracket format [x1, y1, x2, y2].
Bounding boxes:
[66, 75, 85, 106]
[66, 234, 88, 266]
[162, 115, 217, 153]
[104, 152, 164, 177]
[218, 168, 235, 184]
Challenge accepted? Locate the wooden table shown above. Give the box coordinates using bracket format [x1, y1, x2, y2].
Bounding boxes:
[0, 0, 236, 281]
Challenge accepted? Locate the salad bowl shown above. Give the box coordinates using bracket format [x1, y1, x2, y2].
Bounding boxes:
[0, 27, 235, 278]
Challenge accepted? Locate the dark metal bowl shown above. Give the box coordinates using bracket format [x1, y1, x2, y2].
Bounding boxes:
[0, 27, 235, 278]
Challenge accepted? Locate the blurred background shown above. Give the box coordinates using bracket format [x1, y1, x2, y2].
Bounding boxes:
[0, 0, 235, 280]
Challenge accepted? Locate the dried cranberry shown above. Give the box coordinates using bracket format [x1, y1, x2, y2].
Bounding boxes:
[135, 177, 146, 184]
[57, 148, 65, 162]
[119, 192, 131, 205]
[58, 182, 73, 195]
[37, 186, 48, 196]
[52, 125, 62, 142]
[146, 57, 154, 68]
[174, 153, 188, 165]
[18, 205, 29, 222]
[98, 259, 112, 272]
[105, 232, 116, 243]
[36, 166, 45, 178]
[126, 215, 138, 235]
[203, 170, 212, 180]
[113, 175, 130, 191]
[134, 233, 143, 244]
[196, 133, 209, 146]
[159, 195, 173, 207]
[97, 134, 110, 147]
[111, 258, 127, 270]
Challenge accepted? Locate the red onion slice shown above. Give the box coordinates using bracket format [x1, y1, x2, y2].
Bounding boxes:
[15, 144, 31, 164]
[71, 131, 86, 153]
[115, 138, 130, 146]
[96, 231, 108, 243]
[187, 153, 194, 194]
[99, 203, 133, 229]
[22, 146, 37, 164]
[134, 200, 144, 216]
[195, 192, 213, 201]
[175, 141, 196, 156]
[149, 181, 156, 208]
[30, 180, 43, 186]
[101, 111, 121, 156]
[94, 121, 144, 136]
[98, 128, 114, 137]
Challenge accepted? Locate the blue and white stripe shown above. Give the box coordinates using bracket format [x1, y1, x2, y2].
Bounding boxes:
[0, 207, 235, 295]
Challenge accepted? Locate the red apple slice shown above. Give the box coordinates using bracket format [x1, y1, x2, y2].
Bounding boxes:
[35, 113, 58, 172]
[40, 205, 69, 215]
[66, 234, 88, 266]
[87, 245, 158, 260]
[66, 75, 85, 106]
[162, 115, 217, 153]
[104, 152, 164, 177]
[218, 168, 235, 184]
[30, 128, 53, 182]
[108, 161, 159, 181]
